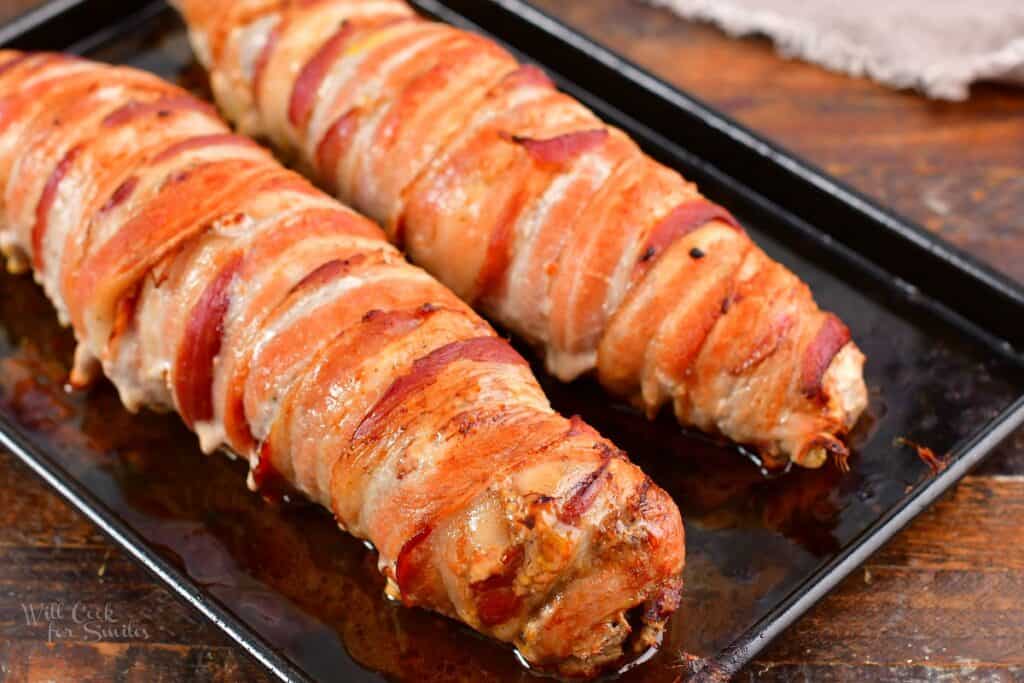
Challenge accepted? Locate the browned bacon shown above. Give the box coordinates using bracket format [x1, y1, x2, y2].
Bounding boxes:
[501, 129, 610, 166]
[176, 0, 868, 470]
[176, 253, 243, 427]
[0, 50, 683, 679]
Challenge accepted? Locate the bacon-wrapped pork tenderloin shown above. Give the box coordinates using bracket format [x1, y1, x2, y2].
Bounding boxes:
[175, 0, 869, 470]
[0, 51, 685, 677]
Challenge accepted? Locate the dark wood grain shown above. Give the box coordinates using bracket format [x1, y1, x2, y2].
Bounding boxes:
[1, 1, 1023, 682]
[0, 0, 44, 23]
[0, 449, 271, 683]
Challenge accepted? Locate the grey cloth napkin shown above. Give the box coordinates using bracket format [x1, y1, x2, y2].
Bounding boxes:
[645, 0, 1024, 100]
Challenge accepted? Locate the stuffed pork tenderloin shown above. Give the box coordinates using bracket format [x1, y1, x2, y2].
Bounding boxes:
[0, 50, 685, 678]
[175, 0, 869, 471]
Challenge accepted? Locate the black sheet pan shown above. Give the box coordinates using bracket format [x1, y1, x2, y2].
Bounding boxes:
[1, 1, 1023, 681]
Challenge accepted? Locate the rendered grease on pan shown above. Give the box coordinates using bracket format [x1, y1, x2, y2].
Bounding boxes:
[0, 5, 1022, 683]
[2, 254, 1020, 682]
[0, 265, 855, 683]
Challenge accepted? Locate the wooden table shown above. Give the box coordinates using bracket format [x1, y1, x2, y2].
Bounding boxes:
[1, 1, 1023, 681]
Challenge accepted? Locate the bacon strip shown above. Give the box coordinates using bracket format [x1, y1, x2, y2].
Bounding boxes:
[32, 144, 82, 270]
[289, 21, 357, 128]
[801, 314, 851, 401]
[175, 254, 243, 426]
[394, 525, 433, 600]
[470, 546, 525, 626]
[107, 283, 141, 354]
[289, 256, 356, 295]
[315, 108, 361, 177]
[151, 134, 260, 164]
[637, 199, 741, 270]
[102, 96, 216, 128]
[353, 337, 527, 441]
[252, 25, 282, 103]
[732, 313, 794, 376]
[565, 414, 600, 439]
[0, 53, 33, 78]
[501, 64, 554, 90]
[501, 129, 609, 166]
[250, 441, 300, 502]
[472, 188, 528, 302]
[99, 176, 139, 214]
[560, 455, 612, 524]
